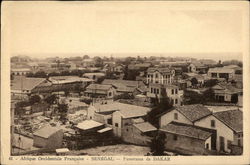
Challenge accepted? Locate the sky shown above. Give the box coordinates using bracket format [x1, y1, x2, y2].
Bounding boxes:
[2, 1, 247, 61]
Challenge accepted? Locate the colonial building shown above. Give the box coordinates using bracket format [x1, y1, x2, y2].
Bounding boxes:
[194, 109, 243, 154]
[146, 67, 175, 85]
[84, 84, 117, 99]
[208, 67, 235, 80]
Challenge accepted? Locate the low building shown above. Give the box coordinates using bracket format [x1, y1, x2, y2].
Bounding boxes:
[82, 72, 105, 82]
[208, 67, 235, 80]
[212, 83, 242, 103]
[160, 121, 214, 155]
[122, 119, 157, 146]
[11, 77, 47, 96]
[11, 68, 31, 76]
[194, 109, 243, 154]
[84, 84, 117, 99]
[33, 125, 63, 149]
[188, 63, 208, 73]
[111, 103, 151, 137]
[75, 120, 105, 135]
[102, 79, 148, 95]
[159, 104, 212, 127]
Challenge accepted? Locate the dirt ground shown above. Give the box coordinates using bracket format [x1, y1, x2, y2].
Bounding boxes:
[69, 144, 151, 156]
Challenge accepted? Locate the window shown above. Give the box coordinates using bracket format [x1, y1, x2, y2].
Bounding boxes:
[175, 89, 178, 94]
[107, 118, 112, 125]
[173, 135, 178, 141]
[174, 113, 178, 120]
[227, 140, 232, 149]
[156, 89, 159, 94]
[206, 143, 209, 149]
[154, 88, 156, 94]
[211, 120, 215, 128]
[155, 73, 158, 78]
[172, 89, 174, 95]
[90, 116, 92, 119]
[115, 123, 118, 127]
[126, 128, 129, 132]
[238, 139, 241, 146]
[109, 92, 112, 96]
[151, 88, 153, 93]
[175, 99, 178, 104]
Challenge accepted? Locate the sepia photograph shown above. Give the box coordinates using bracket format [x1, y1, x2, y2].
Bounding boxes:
[1, 1, 249, 164]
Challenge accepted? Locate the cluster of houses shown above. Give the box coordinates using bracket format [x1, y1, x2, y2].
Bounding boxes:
[11, 55, 243, 155]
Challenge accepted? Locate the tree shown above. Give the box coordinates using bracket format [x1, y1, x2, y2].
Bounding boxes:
[58, 103, 68, 124]
[83, 55, 90, 59]
[34, 71, 47, 78]
[94, 56, 103, 67]
[146, 88, 173, 128]
[150, 132, 166, 156]
[44, 94, 57, 105]
[29, 95, 41, 105]
[191, 77, 198, 87]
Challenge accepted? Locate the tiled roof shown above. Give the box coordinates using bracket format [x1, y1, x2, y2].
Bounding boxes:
[102, 79, 146, 92]
[212, 83, 242, 94]
[160, 122, 212, 140]
[147, 67, 173, 74]
[175, 104, 212, 122]
[213, 110, 242, 133]
[33, 125, 61, 138]
[11, 77, 46, 91]
[149, 83, 178, 89]
[86, 84, 113, 91]
[134, 122, 157, 132]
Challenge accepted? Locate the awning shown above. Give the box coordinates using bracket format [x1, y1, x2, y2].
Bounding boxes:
[97, 127, 112, 133]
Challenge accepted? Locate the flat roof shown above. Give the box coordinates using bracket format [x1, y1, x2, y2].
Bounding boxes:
[76, 120, 104, 130]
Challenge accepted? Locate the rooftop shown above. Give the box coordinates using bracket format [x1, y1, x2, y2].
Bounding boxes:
[160, 122, 212, 140]
[134, 122, 157, 133]
[213, 110, 243, 133]
[208, 67, 235, 74]
[11, 77, 46, 91]
[175, 104, 212, 122]
[147, 67, 174, 74]
[85, 84, 113, 91]
[33, 125, 61, 138]
[76, 120, 104, 130]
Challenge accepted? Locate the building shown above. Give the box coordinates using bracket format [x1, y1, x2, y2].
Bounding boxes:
[208, 67, 235, 80]
[33, 125, 63, 149]
[84, 84, 117, 99]
[109, 102, 151, 137]
[11, 77, 47, 96]
[159, 104, 212, 127]
[11, 68, 31, 76]
[188, 63, 208, 73]
[82, 72, 105, 82]
[122, 119, 157, 146]
[128, 63, 152, 71]
[75, 120, 105, 134]
[160, 121, 214, 155]
[212, 83, 242, 103]
[194, 109, 243, 153]
[82, 58, 95, 67]
[146, 67, 175, 85]
[102, 79, 148, 95]
[147, 83, 183, 106]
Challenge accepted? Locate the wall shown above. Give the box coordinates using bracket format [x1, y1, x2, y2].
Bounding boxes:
[159, 109, 192, 128]
[33, 136, 47, 148]
[162, 132, 209, 154]
[194, 115, 234, 152]
[46, 130, 63, 149]
[87, 106, 96, 119]
[112, 111, 122, 137]
[121, 125, 153, 146]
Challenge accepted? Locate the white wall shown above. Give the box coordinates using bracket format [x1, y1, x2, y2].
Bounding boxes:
[112, 111, 122, 137]
[194, 115, 234, 152]
[159, 109, 192, 128]
[205, 136, 212, 150]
